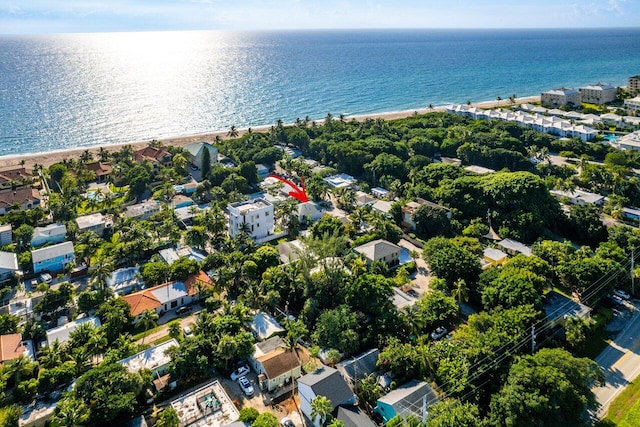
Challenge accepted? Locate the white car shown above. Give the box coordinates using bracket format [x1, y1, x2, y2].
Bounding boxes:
[610, 294, 624, 306]
[238, 376, 254, 396]
[614, 289, 631, 300]
[230, 364, 250, 381]
[183, 326, 194, 338]
[430, 326, 447, 340]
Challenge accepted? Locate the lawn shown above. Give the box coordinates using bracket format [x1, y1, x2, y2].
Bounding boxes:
[599, 379, 640, 426]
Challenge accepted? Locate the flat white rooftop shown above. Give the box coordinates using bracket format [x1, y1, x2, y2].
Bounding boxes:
[171, 380, 239, 427]
[229, 198, 271, 214]
[119, 338, 179, 373]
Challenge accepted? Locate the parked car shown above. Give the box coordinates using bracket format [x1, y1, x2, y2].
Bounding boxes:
[610, 294, 625, 306]
[614, 289, 631, 300]
[176, 306, 193, 316]
[280, 417, 294, 427]
[430, 326, 447, 340]
[238, 376, 254, 396]
[230, 364, 251, 381]
[39, 273, 52, 284]
[183, 326, 194, 338]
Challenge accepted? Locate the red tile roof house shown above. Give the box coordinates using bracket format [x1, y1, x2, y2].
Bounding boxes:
[122, 271, 213, 323]
[85, 162, 113, 183]
[0, 166, 34, 190]
[0, 188, 42, 215]
[0, 333, 28, 365]
[134, 146, 173, 171]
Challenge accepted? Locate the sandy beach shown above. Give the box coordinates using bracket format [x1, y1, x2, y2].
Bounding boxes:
[0, 95, 540, 170]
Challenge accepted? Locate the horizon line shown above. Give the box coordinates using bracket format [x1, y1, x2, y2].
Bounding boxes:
[2, 26, 640, 37]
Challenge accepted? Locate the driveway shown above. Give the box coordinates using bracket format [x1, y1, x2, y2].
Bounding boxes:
[592, 300, 640, 418]
[135, 307, 200, 345]
[398, 238, 433, 294]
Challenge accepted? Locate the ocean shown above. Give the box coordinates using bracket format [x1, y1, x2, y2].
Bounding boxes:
[1, 28, 640, 156]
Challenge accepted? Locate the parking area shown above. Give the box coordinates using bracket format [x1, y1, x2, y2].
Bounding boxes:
[218, 371, 306, 426]
[605, 299, 638, 333]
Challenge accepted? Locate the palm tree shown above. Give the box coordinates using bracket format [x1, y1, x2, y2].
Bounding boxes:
[50, 397, 89, 427]
[7, 355, 36, 384]
[98, 147, 110, 162]
[71, 348, 91, 376]
[283, 319, 308, 408]
[452, 279, 469, 305]
[90, 258, 114, 297]
[311, 395, 333, 426]
[227, 125, 239, 138]
[139, 309, 159, 344]
[327, 420, 346, 427]
[38, 340, 65, 369]
[86, 328, 107, 365]
[496, 96, 502, 107]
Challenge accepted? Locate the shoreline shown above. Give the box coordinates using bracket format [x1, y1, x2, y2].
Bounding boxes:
[0, 95, 540, 169]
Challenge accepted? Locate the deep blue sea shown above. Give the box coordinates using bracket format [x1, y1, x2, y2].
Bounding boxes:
[1, 28, 640, 156]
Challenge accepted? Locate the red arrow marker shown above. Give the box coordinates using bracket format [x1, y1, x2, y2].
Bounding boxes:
[267, 174, 309, 203]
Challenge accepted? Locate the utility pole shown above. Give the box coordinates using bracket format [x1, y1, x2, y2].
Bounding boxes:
[531, 325, 536, 355]
[632, 248, 635, 297]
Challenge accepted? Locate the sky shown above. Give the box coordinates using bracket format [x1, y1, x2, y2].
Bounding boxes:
[1, 0, 639, 34]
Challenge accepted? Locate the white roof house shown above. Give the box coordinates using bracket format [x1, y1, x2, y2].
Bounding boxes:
[250, 312, 285, 341]
[464, 165, 496, 174]
[0, 251, 18, 274]
[498, 238, 532, 256]
[297, 202, 323, 223]
[119, 338, 179, 375]
[227, 197, 275, 241]
[159, 246, 207, 265]
[124, 200, 161, 219]
[31, 241, 74, 263]
[0, 223, 11, 246]
[354, 239, 402, 268]
[171, 380, 240, 427]
[372, 200, 393, 215]
[75, 212, 110, 236]
[106, 266, 142, 295]
[613, 131, 640, 151]
[46, 316, 101, 345]
[323, 173, 357, 189]
[376, 380, 439, 423]
[550, 189, 605, 206]
[372, 187, 390, 199]
[31, 223, 67, 247]
[31, 241, 75, 274]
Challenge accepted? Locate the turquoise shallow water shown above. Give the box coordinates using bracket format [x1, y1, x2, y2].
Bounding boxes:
[1, 28, 640, 156]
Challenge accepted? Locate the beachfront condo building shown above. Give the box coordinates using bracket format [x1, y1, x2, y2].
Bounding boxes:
[227, 197, 274, 241]
[625, 96, 640, 116]
[541, 88, 581, 107]
[629, 75, 640, 95]
[579, 83, 617, 105]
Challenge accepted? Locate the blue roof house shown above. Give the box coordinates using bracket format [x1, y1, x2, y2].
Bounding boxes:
[376, 380, 439, 424]
[31, 241, 75, 274]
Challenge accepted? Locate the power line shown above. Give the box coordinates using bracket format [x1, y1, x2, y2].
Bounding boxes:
[383, 251, 637, 414]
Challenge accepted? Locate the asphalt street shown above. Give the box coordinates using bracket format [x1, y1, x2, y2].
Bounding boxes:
[593, 301, 640, 418]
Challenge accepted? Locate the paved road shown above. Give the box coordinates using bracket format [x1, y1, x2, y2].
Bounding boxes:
[593, 301, 640, 418]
